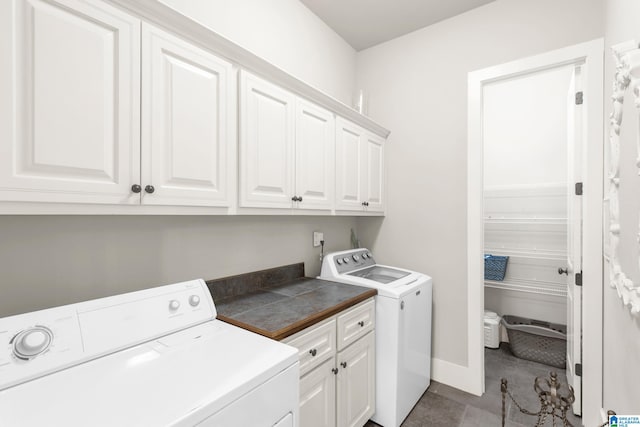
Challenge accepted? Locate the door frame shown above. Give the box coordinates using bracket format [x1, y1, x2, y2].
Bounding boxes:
[467, 39, 603, 425]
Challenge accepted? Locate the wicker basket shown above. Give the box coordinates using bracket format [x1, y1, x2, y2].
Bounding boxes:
[484, 254, 509, 281]
[502, 315, 567, 368]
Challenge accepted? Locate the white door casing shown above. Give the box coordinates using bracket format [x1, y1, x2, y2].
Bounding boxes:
[566, 65, 583, 416]
[141, 23, 234, 207]
[239, 70, 295, 208]
[295, 98, 335, 210]
[0, 0, 140, 204]
[467, 39, 603, 426]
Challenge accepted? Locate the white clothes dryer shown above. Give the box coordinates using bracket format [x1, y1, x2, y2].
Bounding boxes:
[321, 248, 432, 427]
[0, 279, 299, 427]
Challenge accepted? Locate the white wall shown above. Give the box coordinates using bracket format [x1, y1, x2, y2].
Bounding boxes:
[0, 0, 359, 318]
[0, 216, 356, 317]
[159, 0, 356, 105]
[603, 0, 640, 414]
[483, 66, 572, 188]
[354, 0, 604, 369]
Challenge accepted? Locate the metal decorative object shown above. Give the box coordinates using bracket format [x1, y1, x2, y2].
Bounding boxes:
[501, 372, 575, 426]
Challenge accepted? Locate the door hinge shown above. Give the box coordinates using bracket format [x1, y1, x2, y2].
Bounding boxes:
[575, 272, 582, 286]
[575, 182, 583, 195]
[575, 91, 583, 105]
[575, 363, 582, 377]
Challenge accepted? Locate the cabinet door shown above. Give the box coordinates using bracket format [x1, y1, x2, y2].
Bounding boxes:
[239, 71, 295, 208]
[335, 118, 365, 211]
[300, 357, 337, 427]
[337, 332, 375, 427]
[141, 24, 234, 207]
[363, 133, 385, 212]
[0, 0, 140, 204]
[295, 99, 335, 211]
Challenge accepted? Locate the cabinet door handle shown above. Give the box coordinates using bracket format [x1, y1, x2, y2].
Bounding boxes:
[358, 321, 364, 327]
[558, 268, 568, 275]
[340, 361, 347, 368]
[309, 348, 317, 357]
[361, 201, 366, 206]
[298, 196, 303, 202]
[131, 184, 142, 193]
[291, 196, 302, 202]
[332, 368, 338, 375]
[144, 185, 155, 194]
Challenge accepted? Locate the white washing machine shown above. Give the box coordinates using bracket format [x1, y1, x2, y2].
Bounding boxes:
[0, 279, 299, 427]
[321, 248, 432, 427]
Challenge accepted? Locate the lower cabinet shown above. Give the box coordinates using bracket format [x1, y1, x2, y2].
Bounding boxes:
[285, 298, 375, 427]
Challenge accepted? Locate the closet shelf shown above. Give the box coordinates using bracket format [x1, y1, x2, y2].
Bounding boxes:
[483, 248, 566, 261]
[484, 217, 567, 225]
[484, 279, 567, 297]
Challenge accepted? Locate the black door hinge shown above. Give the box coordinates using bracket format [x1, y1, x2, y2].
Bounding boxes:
[575, 272, 582, 286]
[575, 182, 583, 195]
[575, 91, 583, 105]
[575, 363, 582, 377]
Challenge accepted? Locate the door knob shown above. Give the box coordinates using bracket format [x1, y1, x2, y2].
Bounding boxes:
[558, 268, 568, 275]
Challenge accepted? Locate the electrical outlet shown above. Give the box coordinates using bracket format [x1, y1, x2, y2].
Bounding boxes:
[313, 231, 324, 247]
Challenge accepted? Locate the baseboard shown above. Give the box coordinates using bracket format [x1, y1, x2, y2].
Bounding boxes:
[431, 357, 482, 396]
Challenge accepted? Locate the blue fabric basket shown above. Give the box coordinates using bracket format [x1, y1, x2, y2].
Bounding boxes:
[484, 254, 509, 281]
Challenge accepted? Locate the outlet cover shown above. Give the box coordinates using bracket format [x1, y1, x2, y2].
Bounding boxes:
[313, 231, 324, 247]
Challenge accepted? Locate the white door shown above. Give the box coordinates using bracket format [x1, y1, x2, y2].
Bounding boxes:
[337, 332, 375, 427]
[335, 118, 365, 211]
[239, 71, 295, 208]
[299, 357, 336, 427]
[363, 133, 385, 212]
[295, 99, 335, 211]
[566, 65, 583, 416]
[0, 0, 140, 204]
[141, 24, 234, 207]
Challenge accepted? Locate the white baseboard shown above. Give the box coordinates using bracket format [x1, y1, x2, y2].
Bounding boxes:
[431, 357, 482, 396]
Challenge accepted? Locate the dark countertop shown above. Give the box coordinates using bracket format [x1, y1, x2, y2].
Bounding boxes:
[206, 264, 376, 341]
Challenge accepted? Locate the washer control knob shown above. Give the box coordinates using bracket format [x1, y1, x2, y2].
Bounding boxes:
[13, 327, 52, 359]
[353, 255, 360, 261]
[366, 252, 372, 258]
[169, 300, 181, 311]
[188, 295, 200, 307]
[343, 257, 350, 263]
[362, 253, 368, 259]
[336, 258, 343, 265]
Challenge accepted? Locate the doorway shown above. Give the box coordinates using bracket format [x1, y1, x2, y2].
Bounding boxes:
[467, 39, 604, 426]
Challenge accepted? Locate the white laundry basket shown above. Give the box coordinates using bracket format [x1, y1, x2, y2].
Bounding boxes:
[484, 310, 501, 349]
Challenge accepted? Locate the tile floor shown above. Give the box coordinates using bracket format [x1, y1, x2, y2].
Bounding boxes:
[365, 343, 582, 427]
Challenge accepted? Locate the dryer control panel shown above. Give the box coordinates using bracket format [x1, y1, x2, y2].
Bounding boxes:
[0, 279, 215, 391]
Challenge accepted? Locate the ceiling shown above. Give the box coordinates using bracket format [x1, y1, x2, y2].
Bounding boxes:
[300, 0, 496, 51]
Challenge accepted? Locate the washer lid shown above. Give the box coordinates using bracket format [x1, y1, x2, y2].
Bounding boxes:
[346, 265, 411, 284]
[0, 320, 297, 427]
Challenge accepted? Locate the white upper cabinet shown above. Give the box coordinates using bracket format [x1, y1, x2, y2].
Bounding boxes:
[240, 71, 334, 211]
[0, 0, 140, 204]
[335, 118, 385, 213]
[239, 71, 296, 208]
[295, 98, 335, 210]
[363, 133, 385, 213]
[141, 23, 234, 207]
